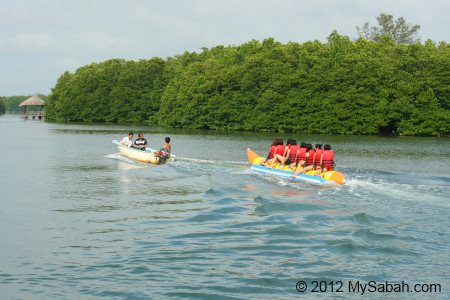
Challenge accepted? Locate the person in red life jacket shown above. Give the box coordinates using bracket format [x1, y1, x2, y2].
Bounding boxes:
[267, 139, 286, 167]
[260, 139, 279, 165]
[292, 143, 314, 177]
[286, 140, 300, 169]
[313, 144, 323, 170]
[314, 144, 334, 175]
[292, 142, 307, 170]
[271, 138, 293, 167]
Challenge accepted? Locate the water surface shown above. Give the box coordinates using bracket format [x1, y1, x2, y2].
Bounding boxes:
[1, 114, 449, 299]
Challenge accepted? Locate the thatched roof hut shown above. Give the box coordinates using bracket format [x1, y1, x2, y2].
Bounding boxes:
[19, 96, 46, 120]
[19, 96, 46, 106]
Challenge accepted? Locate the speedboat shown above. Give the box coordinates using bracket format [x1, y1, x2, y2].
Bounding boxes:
[112, 140, 176, 164]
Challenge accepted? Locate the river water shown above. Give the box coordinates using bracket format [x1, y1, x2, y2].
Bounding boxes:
[1, 114, 449, 299]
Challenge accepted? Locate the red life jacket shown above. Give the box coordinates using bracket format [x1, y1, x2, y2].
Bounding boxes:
[314, 149, 324, 167]
[275, 145, 285, 156]
[297, 148, 307, 162]
[321, 150, 334, 170]
[289, 145, 300, 162]
[268, 145, 276, 159]
[307, 149, 315, 166]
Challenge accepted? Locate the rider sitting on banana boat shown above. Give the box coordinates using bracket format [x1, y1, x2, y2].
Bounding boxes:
[293, 144, 334, 178]
[313, 144, 334, 176]
[292, 143, 314, 176]
[271, 139, 309, 169]
[291, 142, 307, 170]
[266, 139, 287, 167]
[260, 139, 280, 166]
[286, 140, 301, 169]
[261, 139, 336, 177]
[269, 138, 292, 167]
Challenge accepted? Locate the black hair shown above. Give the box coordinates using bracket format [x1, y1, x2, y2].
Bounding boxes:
[290, 139, 297, 145]
[165, 137, 170, 143]
[278, 138, 284, 145]
[306, 143, 313, 151]
[286, 138, 293, 146]
[128, 132, 133, 136]
[324, 144, 331, 150]
[300, 142, 306, 148]
[315, 144, 322, 149]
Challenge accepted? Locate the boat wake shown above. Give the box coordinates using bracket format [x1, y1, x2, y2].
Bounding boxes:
[176, 156, 246, 166]
[104, 153, 150, 169]
[344, 173, 450, 208]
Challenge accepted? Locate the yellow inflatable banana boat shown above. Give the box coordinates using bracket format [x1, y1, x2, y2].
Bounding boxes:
[247, 148, 346, 185]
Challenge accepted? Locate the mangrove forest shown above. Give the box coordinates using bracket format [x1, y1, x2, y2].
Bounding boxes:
[45, 32, 450, 136]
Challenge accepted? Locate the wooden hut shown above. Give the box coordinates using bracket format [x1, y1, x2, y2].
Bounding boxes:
[19, 96, 46, 120]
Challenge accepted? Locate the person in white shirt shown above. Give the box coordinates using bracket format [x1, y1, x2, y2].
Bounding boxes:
[121, 132, 134, 147]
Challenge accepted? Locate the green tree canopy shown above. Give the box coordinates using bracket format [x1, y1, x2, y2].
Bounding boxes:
[46, 58, 167, 123]
[45, 33, 450, 137]
[0, 98, 5, 114]
[357, 13, 421, 44]
[0, 95, 48, 113]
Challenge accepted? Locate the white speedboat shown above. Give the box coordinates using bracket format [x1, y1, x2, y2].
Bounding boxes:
[112, 140, 175, 164]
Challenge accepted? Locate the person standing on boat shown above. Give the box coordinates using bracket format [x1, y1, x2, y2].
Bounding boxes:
[121, 132, 134, 147]
[133, 132, 148, 151]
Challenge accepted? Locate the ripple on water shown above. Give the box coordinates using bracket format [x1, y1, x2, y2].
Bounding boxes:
[2, 118, 450, 299]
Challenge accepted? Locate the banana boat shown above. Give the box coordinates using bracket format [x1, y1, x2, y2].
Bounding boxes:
[247, 148, 346, 185]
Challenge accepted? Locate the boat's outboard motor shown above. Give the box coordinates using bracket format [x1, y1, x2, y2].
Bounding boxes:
[156, 148, 170, 164]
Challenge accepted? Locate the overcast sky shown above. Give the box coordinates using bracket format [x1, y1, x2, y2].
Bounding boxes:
[1, 0, 449, 96]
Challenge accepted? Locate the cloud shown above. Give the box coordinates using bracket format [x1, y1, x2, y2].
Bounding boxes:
[0, 0, 449, 95]
[70, 31, 130, 55]
[1, 33, 59, 53]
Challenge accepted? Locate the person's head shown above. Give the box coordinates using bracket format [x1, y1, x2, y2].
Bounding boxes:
[324, 144, 331, 150]
[300, 142, 306, 148]
[286, 138, 293, 146]
[315, 144, 322, 149]
[165, 137, 170, 143]
[290, 139, 297, 145]
[271, 139, 277, 146]
[128, 132, 133, 139]
[138, 132, 144, 139]
[306, 143, 313, 151]
[277, 139, 284, 145]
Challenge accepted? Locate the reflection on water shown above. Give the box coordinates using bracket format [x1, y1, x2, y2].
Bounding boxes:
[0, 114, 449, 299]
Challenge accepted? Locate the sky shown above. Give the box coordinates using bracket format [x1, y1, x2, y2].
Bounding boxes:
[0, 0, 449, 96]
